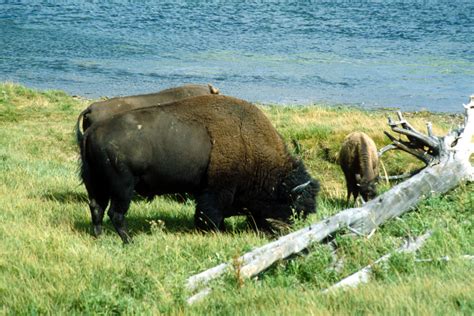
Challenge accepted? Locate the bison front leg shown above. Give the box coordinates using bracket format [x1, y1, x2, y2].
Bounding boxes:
[247, 215, 274, 233]
[194, 190, 231, 231]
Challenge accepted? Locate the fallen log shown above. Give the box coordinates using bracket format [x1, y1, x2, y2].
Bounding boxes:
[186, 96, 474, 304]
[186, 205, 371, 295]
[322, 231, 432, 293]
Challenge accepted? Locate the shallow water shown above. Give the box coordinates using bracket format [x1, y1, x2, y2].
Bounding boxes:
[1, 2, 473, 112]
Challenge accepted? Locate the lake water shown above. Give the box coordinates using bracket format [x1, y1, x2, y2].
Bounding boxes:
[1, 2, 473, 112]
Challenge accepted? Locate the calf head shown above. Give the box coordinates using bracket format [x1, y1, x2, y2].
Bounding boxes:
[355, 174, 377, 202]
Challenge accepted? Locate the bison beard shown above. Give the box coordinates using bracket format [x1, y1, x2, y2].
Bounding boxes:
[80, 95, 319, 243]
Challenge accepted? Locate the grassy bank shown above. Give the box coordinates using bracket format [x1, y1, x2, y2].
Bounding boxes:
[0, 82, 472, 315]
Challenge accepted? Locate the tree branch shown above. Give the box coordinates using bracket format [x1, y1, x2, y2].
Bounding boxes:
[322, 231, 432, 293]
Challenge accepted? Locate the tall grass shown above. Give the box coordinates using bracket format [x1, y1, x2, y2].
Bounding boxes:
[0, 82, 472, 314]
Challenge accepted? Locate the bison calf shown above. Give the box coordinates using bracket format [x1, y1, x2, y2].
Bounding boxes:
[339, 131, 379, 205]
[80, 95, 319, 243]
[75, 83, 219, 143]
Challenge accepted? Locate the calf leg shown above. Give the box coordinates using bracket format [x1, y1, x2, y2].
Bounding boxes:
[346, 183, 355, 205]
[352, 189, 360, 205]
[345, 176, 358, 206]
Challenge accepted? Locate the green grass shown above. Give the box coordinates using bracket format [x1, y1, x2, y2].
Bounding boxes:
[0, 82, 472, 315]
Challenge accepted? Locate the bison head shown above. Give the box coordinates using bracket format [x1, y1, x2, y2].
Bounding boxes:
[265, 160, 319, 223]
[289, 179, 319, 216]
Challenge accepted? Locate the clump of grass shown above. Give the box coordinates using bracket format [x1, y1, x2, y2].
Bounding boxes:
[0, 82, 471, 314]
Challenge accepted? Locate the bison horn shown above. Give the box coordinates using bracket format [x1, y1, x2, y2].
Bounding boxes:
[291, 181, 311, 194]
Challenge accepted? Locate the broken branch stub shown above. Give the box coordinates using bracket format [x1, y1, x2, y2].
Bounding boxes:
[380, 111, 444, 167]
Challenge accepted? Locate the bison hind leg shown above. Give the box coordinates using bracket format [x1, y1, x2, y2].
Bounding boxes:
[107, 174, 136, 244]
[83, 173, 109, 238]
[89, 195, 109, 237]
[108, 196, 133, 244]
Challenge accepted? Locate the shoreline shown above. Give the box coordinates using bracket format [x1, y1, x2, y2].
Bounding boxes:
[2, 81, 468, 116]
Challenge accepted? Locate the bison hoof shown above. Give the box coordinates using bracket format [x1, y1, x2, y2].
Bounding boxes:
[121, 234, 133, 244]
[92, 225, 102, 237]
[195, 216, 223, 232]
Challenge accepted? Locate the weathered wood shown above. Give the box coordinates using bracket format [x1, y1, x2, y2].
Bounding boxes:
[186, 205, 370, 294]
[390, 111, 440, 149]
[322, 231, 432, 293]
[187, 287, 211, 305]
[186, 206, 371, 304]
[380, 110, 446, 169]
[186, 96, 474, 303]
[380, 168, 425, 181]
[457, 96, 474, 181]
[383, 131, 434, 164]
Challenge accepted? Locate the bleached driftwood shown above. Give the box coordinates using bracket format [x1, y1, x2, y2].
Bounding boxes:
[381, 111, 441, 165]
[186, 96, 474, 304]
[186, 205, 371, 303]
[186, 287, 212, 305]
[415, 254, 474, 262]
[322, 231, 432, 293]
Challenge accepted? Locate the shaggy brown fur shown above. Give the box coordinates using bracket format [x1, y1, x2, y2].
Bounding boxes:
[75, 83, 219, 143]
[339, 131, 379, 204]
[158, 95, 292, 189]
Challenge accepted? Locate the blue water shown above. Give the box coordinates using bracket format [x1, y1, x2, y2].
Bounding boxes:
[1, 2, 473, 112]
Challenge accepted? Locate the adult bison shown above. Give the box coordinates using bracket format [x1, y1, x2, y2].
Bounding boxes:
[75, 83, 219, 143]
[80, 95, 319, 243]
[339, 131, 379, 205]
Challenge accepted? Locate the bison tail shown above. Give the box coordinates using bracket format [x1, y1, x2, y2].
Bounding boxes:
[74, 108, 90, 145]
[78, 129, 92, 186]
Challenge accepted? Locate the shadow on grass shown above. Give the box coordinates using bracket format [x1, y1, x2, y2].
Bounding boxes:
[41, 190, 88, 203]
[128, 212, 196, 234]
[73, 209, 261, 242]
[72, 209, 197, 240]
